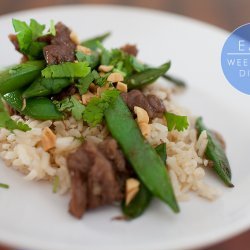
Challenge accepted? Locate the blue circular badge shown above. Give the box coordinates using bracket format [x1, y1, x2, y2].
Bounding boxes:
[221, 23, 250, 95]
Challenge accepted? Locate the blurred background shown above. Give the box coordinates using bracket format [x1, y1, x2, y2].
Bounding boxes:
[0, 0, 249, 250]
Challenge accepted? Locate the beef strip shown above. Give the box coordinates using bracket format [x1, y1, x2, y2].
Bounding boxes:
[121, 89, 166, 119]
[52, 84, 78, 101]
[43, 22, 76, 65]
[120, 44, 138, 57]
[67, 139, 129, 218]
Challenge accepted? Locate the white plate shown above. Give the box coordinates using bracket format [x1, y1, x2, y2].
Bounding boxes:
[0, 5, 250, 250]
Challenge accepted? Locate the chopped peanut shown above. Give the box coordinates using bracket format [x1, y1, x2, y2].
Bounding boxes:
[81, 91, 95, 105]
[76, 45, 92, 55]
[41, 127, 56, 151]
[98, 65, 114, 72]
[70, 31, 80, 45]
[126, 178, 140, 205]
[107, 72, 124, 82]
[134, 106, 149, 124]
[116, 82, 127, 93]
[138, 122, 151, 137]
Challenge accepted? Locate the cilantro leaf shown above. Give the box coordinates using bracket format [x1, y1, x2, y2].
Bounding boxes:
[76, 72, 94, 95]
[53, 96, 85, 121]
[49, 20, 56, 36]
[42, 62, 91, 78]
[83, 89, 119, 126]
[164, 112, 189, 132]
[12, 18, 53, 59]
[0, 97, 30, 132]
[29, 19, 45, 40]
[76, 51, 99, 69]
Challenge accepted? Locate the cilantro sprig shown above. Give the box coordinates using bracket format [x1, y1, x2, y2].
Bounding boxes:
[83, 89, 120, 126]
[164, 112, 189, 132]
[12, 18, 56, 59]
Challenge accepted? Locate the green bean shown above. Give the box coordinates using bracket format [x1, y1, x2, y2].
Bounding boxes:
[105, 96, 179, 213]
[195, 117, 234, 187]
[4, 89, 63, 120]
[22, 77, 71, 98]
[81, 32, 111, 50]
[0, 60, 45, 94]
[122, 143, 167, 219]
[125, 62, 171, 90]
[162, 74, 186, 88]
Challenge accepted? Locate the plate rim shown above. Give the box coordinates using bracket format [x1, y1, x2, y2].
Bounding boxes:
[0, 4, 248, 250]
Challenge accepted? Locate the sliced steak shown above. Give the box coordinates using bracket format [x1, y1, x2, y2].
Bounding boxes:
[121, 89, 166, 119]
[67, 139, 128, 218]
[43, 22, 76, 65]
[120, 44, 138, 57]
[52, 84, 78, 101]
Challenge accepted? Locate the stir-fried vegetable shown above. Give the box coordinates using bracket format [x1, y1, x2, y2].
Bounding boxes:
[42, 62, 90, 78]
[195, 117, 233, 187]
[4, 89, 63, 120]
[105, 96, 179, 213]
[122, 143, 167, 219]
[0, 61, 45, 95]
[0, 96, 30, 131]
[22, 77, 71, 98]
[125, 62, 171, 90]
[81, 32, 111, 50]
[0, 183, 9, 189]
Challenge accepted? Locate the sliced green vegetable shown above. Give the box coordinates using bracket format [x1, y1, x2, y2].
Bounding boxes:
[81, 32, 111, 50]
[125, 62, 171, 90]
[53, 176, 59, 193]
[49, 20, 56, 36]
[0, 96, 30, 131]
[76, 72, 94, 95]
[162, 74, 186, 88]
[105, 96, 179, 213]
[195, 117, 234, 187]
[0, 183, 9, 189]
[83, 89, 119, 126]
[164, 112, 189, 132]
[22, 77, 71, 98]
[0, 61, 45, 95]
[76, 51, 100, 69]
[4, 89, 63, 120]
[54, 96, 85, 121]
[122, 143, 167, 219]
[42, 62, 90, 78]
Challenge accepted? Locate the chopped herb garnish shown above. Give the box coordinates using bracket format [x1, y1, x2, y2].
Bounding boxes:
[12, 18, 47, 59]
[42, 62, 90, 78]
[54, 96, 85, 121]
[76, 72, 95, 95]
[49, 20, 56, 36]
[75, 51, 99, 69]
[164, 112, 189, 132]
[0, 183, 9, 189]
[53, 176, 59, 193]
[81, 32, 111, 50]
[83, 89, 120, 126]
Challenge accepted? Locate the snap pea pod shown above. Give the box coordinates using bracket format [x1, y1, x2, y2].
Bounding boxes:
[0, 60, 45, 95]
[81, 32, 111, 50]
[22, 77, 71, 98]
[4, 89, 63, 120]
[195, 117, 234, 187]
[122, 143, 167, 219]
[162, 74, 186, 88]
[105, 96, 179, 213]
[125, 62, 171, 90]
